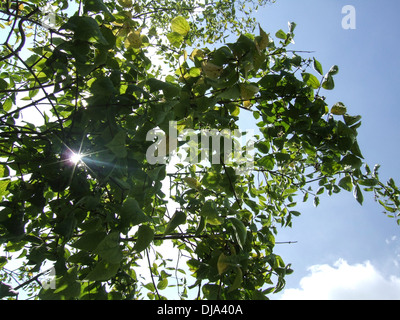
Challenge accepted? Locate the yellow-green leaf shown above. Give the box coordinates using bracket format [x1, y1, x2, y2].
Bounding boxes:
[239, 83, 259, 100]
[2, 98, 12, 112]
[256, 25, 269, 51]
[171, 16, 190, 36]
[228, 267, 243, 292]
[201, 61, 223, 79]
[331, 102, 347, 115]
[189, 48, 205, 62]
[183, 177, 201, 190]
[164, 211, 186, 235]
[117, 0, 132, 8]
[124, 30, 142, 49]
[217, 253, 229, 275]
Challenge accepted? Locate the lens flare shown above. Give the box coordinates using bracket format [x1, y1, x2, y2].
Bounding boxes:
[70, 152, 82, 164]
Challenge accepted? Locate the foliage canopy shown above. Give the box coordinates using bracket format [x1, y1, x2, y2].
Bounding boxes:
[0, 0, 399, 300]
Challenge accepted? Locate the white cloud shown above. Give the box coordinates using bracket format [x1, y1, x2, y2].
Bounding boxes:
[280, 259, 400, 300]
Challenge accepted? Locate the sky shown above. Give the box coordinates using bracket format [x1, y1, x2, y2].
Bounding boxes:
[240, 0, 400, 300]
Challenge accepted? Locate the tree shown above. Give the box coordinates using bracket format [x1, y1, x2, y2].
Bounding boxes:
[0, 0, 399, 300]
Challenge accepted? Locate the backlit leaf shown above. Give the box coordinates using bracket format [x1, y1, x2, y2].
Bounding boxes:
[62, 16, 108, 44]
[228, 267, 243, 292]
[313, 57, 324, 75]
[171, 16, 190, 36]
[339, 175, 353, 192]
[85, 261, 120, 281]
[120, 198, 151, 227]
[93, 231, 123, 264]
[106, 131, 127, 158]
[302, 73, 320, 89]
[164, 211, 186, 235]
[331, 102, 347, 115]
[125, 30, 142, 49]
[201, 61, 223, 79]
[354, 184, 364, 205]
[217, 253, 229, 275]
[2, 98, 12, 112]
[133, 225, 154, 253]
[228, 218, 247, 250]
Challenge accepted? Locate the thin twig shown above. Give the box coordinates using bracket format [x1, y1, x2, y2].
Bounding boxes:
[146, 248, 161, 300]
[13, 267, 53, 291]
[220, 156, 242, 210]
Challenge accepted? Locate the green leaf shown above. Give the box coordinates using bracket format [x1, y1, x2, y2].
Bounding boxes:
[62, 16, 108, 45]
[313, 196, 320, 207]
[120, 198, 151, 228]
[275, 29, 287, 40]
[89, 76, 116, 99]
[313, 57, 324, 75]
[218, 85, 240, 100]
[147, 78, 180, 99]
[338, 175, 353, 192]
[239, 83, 259, 100]
[53, 267, 81, 298]
[0, 282, 18, 298]
[228, 218, 247, 250]
[106, 131, 127, 158]
[188, 67, 201, 78]
[54, 213, 77, 240]
[2, 98, 12, 112]
[331, 102, 347, 115]
[354, 184, 364, 205]
[200, 201, 223, 225]
[255, 140, 270, 154]
[133, 225, 154, 253]
[228, 267, 243, 293]
[257, 155, 275, 170]
[85, 260, 120, 281]
[0, 180, 10, 198]
[358, 178, 378, 187]
[328, 65, 339, 76]
[83, 0, 114, 20]
[0, 78, 8, 90]
[183, 177, 201, 190]
[201, 61, 223, 79]
[288, 21, 297, 33]
[340, 154, 363, 170]
[93, 231, 123, 264]
[343, 114, 362, 126]
[72, 231, 107, 251]
[164, 211, 186, 235]
[125, 30, 143, 49]
[171, 16, 190, 36]
[302, 73, 320, 89]
[217, 253, 230, 275]
[167, 32, 184, 47]
[322, 74, 335, 90]
[157, 278, 168, 290]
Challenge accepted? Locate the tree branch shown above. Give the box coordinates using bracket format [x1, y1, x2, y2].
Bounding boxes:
[0, 6, 39, 62]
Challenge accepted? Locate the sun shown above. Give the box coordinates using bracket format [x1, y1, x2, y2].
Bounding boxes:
[69, 152, 83, 165]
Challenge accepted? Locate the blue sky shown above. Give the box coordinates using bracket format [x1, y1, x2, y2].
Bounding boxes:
[242, 0, 400, 299]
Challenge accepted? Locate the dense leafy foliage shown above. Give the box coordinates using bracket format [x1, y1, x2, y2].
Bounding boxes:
[0, 0, 399, 300]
